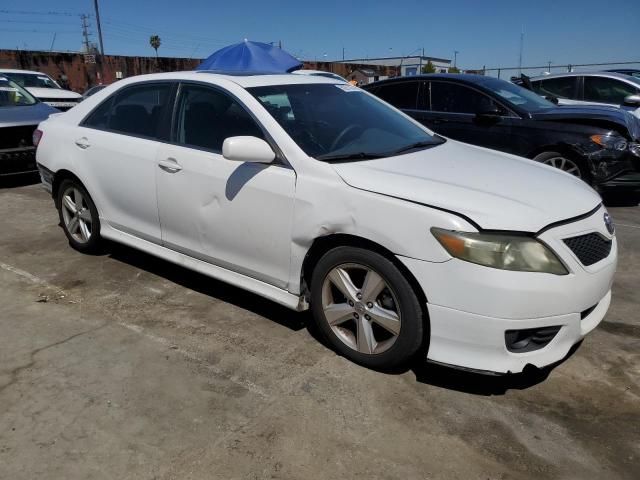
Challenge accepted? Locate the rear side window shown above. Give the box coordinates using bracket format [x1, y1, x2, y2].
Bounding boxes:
[430, 82, 499, 114]
[584, 77, 639, 104]
[82, 83, 172, 140]
[375, 82, 420, 109]
[174, 84, 264, 152]
[532, 77, 578, 99]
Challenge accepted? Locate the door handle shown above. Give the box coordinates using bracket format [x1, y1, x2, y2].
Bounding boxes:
[74, 137, 90, 149]
[432, 118, 447, 125]
[158, 157, 182, 173]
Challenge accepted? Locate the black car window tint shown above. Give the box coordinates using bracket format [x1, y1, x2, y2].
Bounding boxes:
[584, 77, 638, 104]
[82, 97, 114, 129]
[535, 77, 577, 99]
[430, 82, 497, 114]
[175, 84, 264, 152]
[106, 84, 171, 139]
[376, 82, 420, 109]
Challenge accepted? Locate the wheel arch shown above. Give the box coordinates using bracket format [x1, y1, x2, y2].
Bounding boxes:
[301, 233, 428, 308]
[52, 169, 89, 209]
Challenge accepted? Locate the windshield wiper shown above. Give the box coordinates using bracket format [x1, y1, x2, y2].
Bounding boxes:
[388, 140, 443, 156]
[316, 152, 386, 162]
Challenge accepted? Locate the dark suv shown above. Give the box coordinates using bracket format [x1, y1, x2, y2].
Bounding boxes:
[362, 74, 640, 193]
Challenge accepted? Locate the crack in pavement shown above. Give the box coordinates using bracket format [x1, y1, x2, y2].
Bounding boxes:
[0, 323, 109, 395]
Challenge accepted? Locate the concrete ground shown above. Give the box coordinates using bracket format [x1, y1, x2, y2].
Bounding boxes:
[0, 178, 638, 480]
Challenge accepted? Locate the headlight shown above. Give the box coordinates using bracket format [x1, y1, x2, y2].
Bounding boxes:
[590, 133, 628, 151]
[431, 228, 568, 275]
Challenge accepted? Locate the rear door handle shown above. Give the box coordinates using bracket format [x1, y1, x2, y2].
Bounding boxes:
[158, 158, 182, 173]
[74, 137, 90, 149]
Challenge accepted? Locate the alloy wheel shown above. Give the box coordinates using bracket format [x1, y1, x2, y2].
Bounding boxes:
[321, 263, 401, 354]
[61, 186, 93, 244]
[541, 155, 582, 178]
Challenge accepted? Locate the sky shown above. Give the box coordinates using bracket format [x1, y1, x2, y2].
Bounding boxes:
[0, 0, 638, 70]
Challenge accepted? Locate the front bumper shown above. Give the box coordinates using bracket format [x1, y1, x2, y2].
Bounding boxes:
[0, 147, 38, 176]
[400, 205, 617, 374]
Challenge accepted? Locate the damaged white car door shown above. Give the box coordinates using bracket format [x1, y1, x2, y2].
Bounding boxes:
[155, 82, 296, 289]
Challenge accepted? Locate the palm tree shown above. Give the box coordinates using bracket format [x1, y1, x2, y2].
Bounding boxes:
[149, 35, 161, 64]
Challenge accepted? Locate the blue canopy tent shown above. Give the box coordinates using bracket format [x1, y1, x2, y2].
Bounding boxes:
[196, 40, 302, 73]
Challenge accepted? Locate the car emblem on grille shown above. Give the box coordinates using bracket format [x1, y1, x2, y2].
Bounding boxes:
[604, 212, 615, 234]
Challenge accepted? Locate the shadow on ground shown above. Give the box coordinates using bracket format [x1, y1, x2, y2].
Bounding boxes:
[100, 238, 574, 396]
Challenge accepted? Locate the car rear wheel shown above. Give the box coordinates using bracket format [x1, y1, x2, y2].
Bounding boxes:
[533, 151, 589, 181]
[310, 246, 425, 370]
[57, 178, 102, 253]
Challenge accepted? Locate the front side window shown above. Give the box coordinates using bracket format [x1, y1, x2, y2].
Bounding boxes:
[430, 82, 499, 114]
[532, 77, 578, 99]
[174, 84, 264, 152]
[0, 76, 37, 107]
[376, 82, 420, 110]
[3, 72, 59, 89]
[83, 83, 172, 139]
[584, 77, 639, 104]
[249, 83, 443, 161]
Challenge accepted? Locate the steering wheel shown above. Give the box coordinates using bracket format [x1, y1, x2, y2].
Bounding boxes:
[330, 125, 364, 151]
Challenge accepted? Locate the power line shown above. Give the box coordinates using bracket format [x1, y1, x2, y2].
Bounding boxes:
[0, 9, 80, 16]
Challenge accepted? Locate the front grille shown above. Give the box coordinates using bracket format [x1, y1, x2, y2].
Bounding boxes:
[564, 233, 612, 266]
[0, 147, 37, 175]
[0, 125, 36, 150]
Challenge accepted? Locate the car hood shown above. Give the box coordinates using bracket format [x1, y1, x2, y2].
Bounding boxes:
[26, 87, 82, 100]
[332, 141, 601, 232]
[531, 105, 640, 140]
[0, 102, 59, 127]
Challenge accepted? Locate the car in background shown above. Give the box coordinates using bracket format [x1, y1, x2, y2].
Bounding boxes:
[522, 72, 640, 118]
[0, 75, 58, 176]
[292, 69, 347, 82]
[0, 69, 82, 111]
[363, 74, 640, 194]
[605, 69, 640, 79]
[35, 71, 616, 374]
[82, 84, 108, 100]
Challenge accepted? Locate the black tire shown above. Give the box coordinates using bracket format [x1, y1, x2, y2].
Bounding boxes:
[532, 151, 592, 184]
[310, 246, 426, 370]
[56, 178, 102, 253]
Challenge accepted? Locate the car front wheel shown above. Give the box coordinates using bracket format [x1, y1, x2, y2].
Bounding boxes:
[533, 151, 590, 182]
[310, 246, 425, 370]
[57, 178, 102, 253]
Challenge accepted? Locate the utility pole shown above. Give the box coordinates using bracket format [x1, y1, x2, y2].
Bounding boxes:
[278, 40, 282, 49]
[342, 47, 345, 60]
[81, 14, 91, 53]
[454, 50, 459, 68]
[49, 33, 57, 52]
[93, 0, 105, 56]
[518, 27, 524, 75]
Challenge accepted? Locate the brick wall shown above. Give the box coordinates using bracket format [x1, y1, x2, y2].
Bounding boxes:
[0, 50, 398, 93]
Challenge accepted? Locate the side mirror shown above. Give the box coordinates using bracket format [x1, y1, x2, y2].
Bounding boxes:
[623, 94, 640, 107]
[222, 136, 275, 164]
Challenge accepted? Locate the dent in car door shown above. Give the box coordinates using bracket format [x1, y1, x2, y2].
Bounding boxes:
[155, 83, 296, 289]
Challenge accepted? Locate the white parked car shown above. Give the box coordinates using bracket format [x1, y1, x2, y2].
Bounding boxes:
[35, 72, 617, 374]
[0, 69, 82, 111]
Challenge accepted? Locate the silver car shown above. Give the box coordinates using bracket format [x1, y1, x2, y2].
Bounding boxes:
[0, 76, 59, 176]
[526, 71, 640, 117]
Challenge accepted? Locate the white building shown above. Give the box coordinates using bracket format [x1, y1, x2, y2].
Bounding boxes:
[338, 56, 452, 77]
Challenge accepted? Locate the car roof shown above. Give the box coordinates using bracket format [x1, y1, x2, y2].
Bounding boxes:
[107, 71, 342, 89]
[363, 73, 500, 88]
[0, 68, 48, 75]
[527, 71, 637, 82]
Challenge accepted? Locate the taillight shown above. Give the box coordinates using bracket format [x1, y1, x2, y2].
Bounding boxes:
[33, 129, 43, 148]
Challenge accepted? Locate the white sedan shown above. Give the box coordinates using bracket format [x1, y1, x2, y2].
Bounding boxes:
[34, 71, 617, 374]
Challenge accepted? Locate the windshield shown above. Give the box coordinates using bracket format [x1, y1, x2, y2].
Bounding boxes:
[248, 83, 443, 161]
[3, 72, 60, 89]
[0, 76, 38, 107]
[480, 77, 556, 112]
